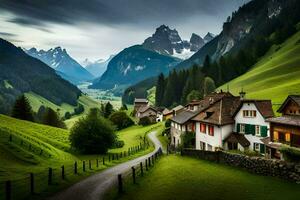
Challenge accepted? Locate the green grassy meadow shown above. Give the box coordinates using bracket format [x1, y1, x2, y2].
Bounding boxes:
[110, 155, 300, 200]
[0, 114, 161, 199]
[219, 31, 300, 114]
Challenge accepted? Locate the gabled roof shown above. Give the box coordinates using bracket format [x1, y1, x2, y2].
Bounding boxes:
[192, 96, 241, 125]
[170, 109, 198, 125]
[163, 105, 184, 115]
[138, 106, 157, 114]
[266, 115, 300, 127]
[224, 132, 250, 148]
[277, 95, 300, 113]
[134, 98, 148, 103]
[233, 99, 274, 119]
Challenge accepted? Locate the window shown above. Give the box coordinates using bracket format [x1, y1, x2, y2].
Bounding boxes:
[240, 124, 245, 133]
[208, 125, 214, 136]
[273, 131, 279, 141]
[255, 125, 260, 136]
[200, 123, 206, 133]
[285, 133, 291, 142]
[254, 143, 260, 151]
[243, 110, 257, 118]
[207, 144, 213, 151]
[200, 142, 206, 150]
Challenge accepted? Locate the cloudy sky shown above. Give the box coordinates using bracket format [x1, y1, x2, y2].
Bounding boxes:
[0, 0, 249, 62]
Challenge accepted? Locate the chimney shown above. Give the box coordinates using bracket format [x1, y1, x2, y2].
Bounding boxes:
[172, 110, 176, 117]
[239, 89, 246, 100]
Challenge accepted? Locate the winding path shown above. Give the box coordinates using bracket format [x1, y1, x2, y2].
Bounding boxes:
[48, 131, 162, 200]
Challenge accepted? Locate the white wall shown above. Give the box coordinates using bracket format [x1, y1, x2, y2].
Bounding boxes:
[195, 122, 233, 151]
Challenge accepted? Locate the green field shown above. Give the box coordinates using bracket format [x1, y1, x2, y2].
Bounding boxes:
[111, 155, 300, 200]
[0, 114, 160, 199]
[219, 31, 300, 114]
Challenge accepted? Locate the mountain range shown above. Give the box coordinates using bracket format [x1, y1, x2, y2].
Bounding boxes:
[90, 25, 214, 90]
[25, 47, 94, 84]
[0, 38, 81, 114]
[82, 55, 115, 77]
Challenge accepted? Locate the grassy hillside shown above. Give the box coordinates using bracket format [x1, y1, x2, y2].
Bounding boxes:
[0, 114, 159, 199]
[219, 31, 300, 113]
[109, 155, 300, 200]
[147, 86, 156, 105]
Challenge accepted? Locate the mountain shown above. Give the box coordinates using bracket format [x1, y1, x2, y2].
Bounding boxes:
[25, 47, 94, 84]
[175, 0, 294, 69]
[203, 32, 215, 43]
[0, 38, 82, 114]
[84, 55, 114, 77]
[142, 25, 209, 59]
[219, 30, 300, 113]
[90, 45, 180, 90]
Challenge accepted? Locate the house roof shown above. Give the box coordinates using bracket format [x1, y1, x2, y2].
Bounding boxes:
[224, 132, 250, 148]
[170, 109, 199, 124]
[233, 99, 274, 119]
[138, 106, 157, 114]
[260, 137, 282, 149]
[266, 115, 300, 127]
[163, 105, 184, 115]
[192, 96, 241, 125]
[277, 95, 300, 113]
[134, 98, 148, 103]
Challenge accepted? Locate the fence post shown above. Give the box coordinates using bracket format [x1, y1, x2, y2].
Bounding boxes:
[148, 157, 151, 167]
[103, 157, 105, 165]
[5, 181, 11, 200]
[132, 167, 136, 184]
[109, 154, 111, 162]
[118, 174, 123, 194]
[74, 161, 78, 174]
[145, 159, 148, 171]
[96, 159, 99, 168]
[128, 148, 130, 156]
[89, 160, 92, 170]
[152, 155, 154, 165]
[61, 165, 65, 180]
[116, 153, 119, 160]
[48, 168, 52, 185]
[140, 162, 143, 176]
[83, 161, 86, 172]
[112, 154, 115, 160]
[30, 173, 34, 195]
[120, 152, 122, 158]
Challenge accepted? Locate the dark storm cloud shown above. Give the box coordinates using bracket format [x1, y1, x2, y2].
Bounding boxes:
[0, 0, 249, 27]
[0, 31, 17, 37]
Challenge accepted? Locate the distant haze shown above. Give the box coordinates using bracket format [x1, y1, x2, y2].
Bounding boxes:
[0, 0, 249, 61]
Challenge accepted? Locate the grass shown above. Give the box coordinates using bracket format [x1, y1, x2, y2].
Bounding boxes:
[109, 155, 300, 200]
[0, 114, 161, 199]
[147, 86, 156, 105]
[219, 30, 300, 115]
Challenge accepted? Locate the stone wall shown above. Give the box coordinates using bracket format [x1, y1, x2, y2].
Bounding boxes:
[182, 149, 300, 183]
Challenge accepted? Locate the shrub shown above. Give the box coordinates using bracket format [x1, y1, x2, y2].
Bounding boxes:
[138, 116, 152, 126]
[109, 111, 134, 130]
[181, 131, 195, 148]
[112, 140, 125, 149]
[280, 146, 300, 163]
[64, 112, 71, 120]
[69, 108, 116, 154]
[165, 119, 171, 128]
[11, 95, 34, 122]
[43, 107, 66, 129]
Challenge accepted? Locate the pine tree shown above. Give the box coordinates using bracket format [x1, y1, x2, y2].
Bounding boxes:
[202, 55, 211, 73]
[104, 102, 114, 118]
[43, 108, 66, 129]
[155, 73, 165, 106]
[11, 95, 34, 122]
[203, 77, 216, 96]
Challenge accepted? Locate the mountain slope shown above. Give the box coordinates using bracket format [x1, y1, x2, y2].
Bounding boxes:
[84, 55, 114, 77]
[90, 45, 180, 90]
[26, 47, 94, 83]
[0, 38, 81, 114]
[219, 30, 300, 111]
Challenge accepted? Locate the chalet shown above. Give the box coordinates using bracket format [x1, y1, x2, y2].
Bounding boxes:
[265, 95, 300, 159]
[134, 98, 148, 117]
[170, 109, 198, 147]
[163, 105, 184, 120]
[169, 91, 234, 149]
[136, 106, 162, 123]
[224, 99, 274, 153]
[192, 95, 241, 151]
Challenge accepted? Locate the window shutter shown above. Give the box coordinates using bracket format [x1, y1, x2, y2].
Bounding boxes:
[260, 144, 265, 154]
[260, 126, 268, 137]
[245, 124, 251, 134]
[236, 123, 240, 133]
[250, 125, 256, 136]
[253, 143, 256, 151]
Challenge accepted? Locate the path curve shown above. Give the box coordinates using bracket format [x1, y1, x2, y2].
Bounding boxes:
[48, 131, 162, 200]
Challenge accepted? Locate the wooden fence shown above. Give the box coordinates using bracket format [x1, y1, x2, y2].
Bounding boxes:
[0, 139, 151, 200]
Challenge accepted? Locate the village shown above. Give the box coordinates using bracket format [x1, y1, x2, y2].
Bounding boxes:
[134, 91, 300, 161]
